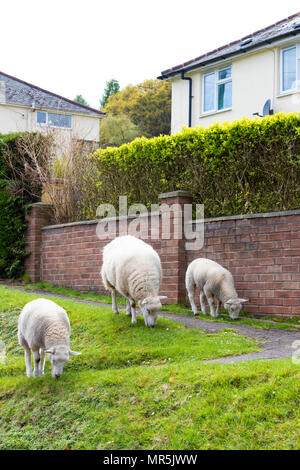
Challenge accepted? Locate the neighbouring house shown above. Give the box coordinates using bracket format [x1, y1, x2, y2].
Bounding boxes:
[159, 12, 300, 133]
[0, 71, 105, 146]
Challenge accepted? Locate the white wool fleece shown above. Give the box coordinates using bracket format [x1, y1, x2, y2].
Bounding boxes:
[101, 235, 166, 326]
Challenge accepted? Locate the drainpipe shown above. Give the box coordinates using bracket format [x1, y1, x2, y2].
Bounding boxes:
[181, 71, 192, 127]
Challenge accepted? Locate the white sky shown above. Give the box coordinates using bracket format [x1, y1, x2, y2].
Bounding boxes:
[1, 0, 299, 109]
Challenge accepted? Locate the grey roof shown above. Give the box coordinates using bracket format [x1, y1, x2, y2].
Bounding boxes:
[0, 71, 105, 116]
[159, 12, 300, 79]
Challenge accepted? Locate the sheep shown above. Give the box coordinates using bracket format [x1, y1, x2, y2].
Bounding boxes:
[186, 258, 248, 320]
[101, 235, 167, 327]
[18, 298, 80, 378]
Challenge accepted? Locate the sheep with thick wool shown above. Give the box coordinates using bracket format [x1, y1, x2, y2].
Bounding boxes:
[18, 298, 80, 378]
[101, 235, 166, 327]
[186, 258, 248, 320]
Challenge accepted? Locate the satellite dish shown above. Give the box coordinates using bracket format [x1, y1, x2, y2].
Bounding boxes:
[263, 99, 273, 116]
[253, 99, 273, 118]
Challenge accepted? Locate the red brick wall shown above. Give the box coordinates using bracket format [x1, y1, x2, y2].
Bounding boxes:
[25, 203, 52, 282]
[187, 214, 300, 316]
[25, 197, 300, 316]
[38, 191, 192, 304]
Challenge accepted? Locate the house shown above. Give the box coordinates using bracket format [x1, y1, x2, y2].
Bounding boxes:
[0, 71, 105, 144]
[159, 12, 300, 133]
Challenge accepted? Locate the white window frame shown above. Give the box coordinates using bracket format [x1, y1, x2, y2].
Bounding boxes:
[202, 65, 232, 115]
[280, 43, 300, 94]
[36, 111, 72, 129]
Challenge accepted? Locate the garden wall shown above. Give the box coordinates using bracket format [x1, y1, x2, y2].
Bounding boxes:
[25, 191, 300, 316]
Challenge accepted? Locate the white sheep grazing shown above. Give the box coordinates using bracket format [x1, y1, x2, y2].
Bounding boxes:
[101, 235, 167, 327]
[186, 258, 248, 320]
[18, 298, 80, 378]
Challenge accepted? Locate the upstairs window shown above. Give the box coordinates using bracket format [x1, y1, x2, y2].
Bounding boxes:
[203, 66, 232, 114]
[281, 44, 299, 93]
[36, 111, 72, 128]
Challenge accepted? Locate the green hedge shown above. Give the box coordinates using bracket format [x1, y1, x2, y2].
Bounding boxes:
[0, 132, 49, 279]
[0, 133, 28, 278]
[87, 113, 300, 218]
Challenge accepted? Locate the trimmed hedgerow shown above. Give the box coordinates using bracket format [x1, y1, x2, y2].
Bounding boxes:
[87, 113, 300, 218]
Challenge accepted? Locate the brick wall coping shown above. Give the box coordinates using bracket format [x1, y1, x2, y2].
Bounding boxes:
[158, 190, 192, 199]
[42, 207, 300, 231]
[191, 208, 300, 224]
[26, 202, 52, 210]
[42, 211, 161, 231]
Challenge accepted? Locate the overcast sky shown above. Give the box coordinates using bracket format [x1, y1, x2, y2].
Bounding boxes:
[1, 0, 300, 109]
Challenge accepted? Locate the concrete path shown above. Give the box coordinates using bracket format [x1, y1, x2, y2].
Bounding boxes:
[161, 312, 300, 363]
[5, 286, 300, 363]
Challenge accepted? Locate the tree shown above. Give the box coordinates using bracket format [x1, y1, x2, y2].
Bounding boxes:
[74, 95, 89, 106]
[100, 79, 120, 109]
[103, 79, 171, 137]
[100, 115, 142, 147]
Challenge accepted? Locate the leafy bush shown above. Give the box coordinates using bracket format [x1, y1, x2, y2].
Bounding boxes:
[0, 132, 52, 278]
[88, 113, 300, 218]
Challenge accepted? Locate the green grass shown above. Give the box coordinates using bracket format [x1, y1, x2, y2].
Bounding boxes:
[16, 281, 300, 331]
[20, 281, 126, 305]
[0, 285, 299, 450]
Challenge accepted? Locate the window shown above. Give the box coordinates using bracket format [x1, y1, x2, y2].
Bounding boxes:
[203, 66, 232, 114]
[281, 44, 300, 93]
[37, 111, 46, 124]
[36, 111, 72, 128]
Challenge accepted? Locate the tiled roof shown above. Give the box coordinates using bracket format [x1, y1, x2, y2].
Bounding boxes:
[0, 71, 105, 116]
[159, 12, 300, 79]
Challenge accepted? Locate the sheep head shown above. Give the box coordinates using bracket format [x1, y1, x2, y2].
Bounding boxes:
[140, 296, 167, 327]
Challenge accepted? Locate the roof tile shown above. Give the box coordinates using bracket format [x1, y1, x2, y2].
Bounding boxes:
[0, 71, 105, 116]
[160, 11, 300, 78]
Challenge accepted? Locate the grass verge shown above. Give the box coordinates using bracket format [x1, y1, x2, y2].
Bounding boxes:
[12, 281, 300, 331]
[0, 286, 299, 450]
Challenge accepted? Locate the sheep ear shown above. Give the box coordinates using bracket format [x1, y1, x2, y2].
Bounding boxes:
[159, 296, 168, 300]
[45, 349, 54, 354]
[69, 350, 81, 356]
[141, 299, 147, 305]
[225, 299, 234, 305]
[238, 298, 249, 303]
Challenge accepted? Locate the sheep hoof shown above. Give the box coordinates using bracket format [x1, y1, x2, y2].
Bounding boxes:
[193, 311, 199, 316]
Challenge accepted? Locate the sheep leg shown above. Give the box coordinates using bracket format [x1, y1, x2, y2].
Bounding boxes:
[204, 285, 218, 318]
[32, 350, 41, 377]
[200, 290, 207, 315]
[39, 348, 46, 375]
[111, 289, 119, 314]
[215, 300, 221, 316]
[24, 345, 32, 378]
[126, 299, 132, 316]
[131, 304, 137, 324]
[187, 285, 198, 315]
[207, 295, 218, 317]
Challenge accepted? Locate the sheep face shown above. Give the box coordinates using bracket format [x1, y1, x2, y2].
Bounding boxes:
[46, 345, 70, 378]
[224, 298, 248, 320]
[141, 297, 162, 327]
[45, 345, 80, 378]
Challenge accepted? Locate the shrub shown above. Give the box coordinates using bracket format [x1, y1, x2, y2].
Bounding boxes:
[0, 132, 52, 278]
[87, 113, 300, 218]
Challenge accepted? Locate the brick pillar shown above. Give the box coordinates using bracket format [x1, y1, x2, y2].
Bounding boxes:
[25, 202, 52, 282]
[158, 190, 192, 304]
